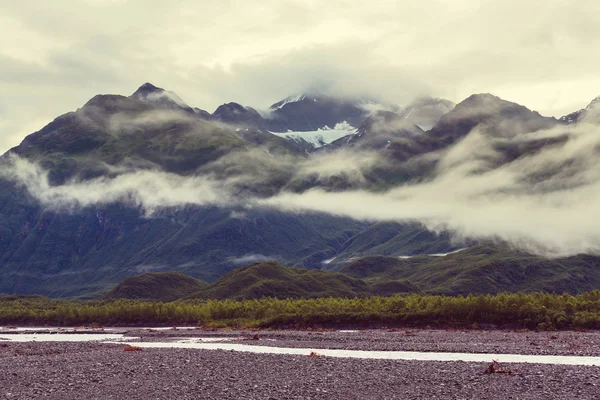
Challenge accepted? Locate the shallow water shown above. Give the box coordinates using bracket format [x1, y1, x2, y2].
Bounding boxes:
[173, 337, 234, 343]
[3, 332, 600, 366]
[111, 341, 600, 366]
[0, 327, 196, 332]
[0, 334, 134, 342]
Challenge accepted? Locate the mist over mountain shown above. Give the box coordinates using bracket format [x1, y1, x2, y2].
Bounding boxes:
[2, 83, 600, 297]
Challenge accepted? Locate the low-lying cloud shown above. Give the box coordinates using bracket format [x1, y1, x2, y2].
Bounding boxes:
[1, 155, 232, 214]
[4, 120, 600, 257]
[228, 254, 279, 265]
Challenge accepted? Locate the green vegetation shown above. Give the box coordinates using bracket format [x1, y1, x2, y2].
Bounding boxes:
[326, 222, 455, 262]
[0, 184, 369, 297]
[2, 291, 600, 330]
[340, 245, 600, 295]
[106, 272, 207, 301]
[187, 261, 417, 300]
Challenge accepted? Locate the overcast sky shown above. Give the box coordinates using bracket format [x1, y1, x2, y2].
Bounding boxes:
[2, 0, 600, 155]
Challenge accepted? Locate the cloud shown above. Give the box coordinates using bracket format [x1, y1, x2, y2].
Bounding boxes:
[228, 254, 278, 265]
[3, 1, 600, 256]
[258, 123, 600, 257]
[0, 155, 232, 214]
[6, 119, 600, 257]
[296, 149, 385, 184]
[3, 0, 600, 155]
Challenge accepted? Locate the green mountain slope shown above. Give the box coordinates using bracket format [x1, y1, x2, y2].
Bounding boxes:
[10, 94, 254, 185]
[189, 261, 418, 300]
[340, 245, 600, 295]
[0, 195, 369, 297]
[106, 272, 207, 301]
[324, 222, 459, 268]
[1, 84, 594, 300]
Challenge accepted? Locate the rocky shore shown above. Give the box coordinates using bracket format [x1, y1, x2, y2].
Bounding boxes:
[1, 329, 600, 399]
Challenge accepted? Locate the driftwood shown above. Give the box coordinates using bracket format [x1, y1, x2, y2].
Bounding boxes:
[484, 360, 516, 375]
[123, 344, 143, 352]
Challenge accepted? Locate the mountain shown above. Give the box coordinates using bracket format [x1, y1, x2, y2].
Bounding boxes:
[0, 195, 372, 296]
[187, 261, 418, 300]
[340, 245, 600, 295]
[396, 97, 455, 131]
[7, 91, 252, 184]
[322, 94, 557, 187]
[327, 93, 558, 160]
[212, 102, 269, 130]
[425, 93, 557, 145]
[329, 111, 424, 151]
[0, 84, 377, 296]
[322, 222, 460, 267]
[107, 243, 600, 300]
[106, 271, 207, 301]
[560, 95, 600, 124]
[130, 82, 196, 114]
[268, 93, 369, 132]
[270, 121, 359, 151]
[200, 91, 455, 152]
[1, 83, 597, 298]
[211, 93, 387, 151]
[358, 93, 562, 171]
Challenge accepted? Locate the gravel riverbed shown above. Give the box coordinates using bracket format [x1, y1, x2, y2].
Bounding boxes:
[127, 328, 600, 357]
[1, 329, 600, 399]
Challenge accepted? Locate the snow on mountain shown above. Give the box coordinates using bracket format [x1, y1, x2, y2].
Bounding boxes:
[560, 95, 600, 124]
[270, 121, 357, 148]
[270, 93, 308, 110]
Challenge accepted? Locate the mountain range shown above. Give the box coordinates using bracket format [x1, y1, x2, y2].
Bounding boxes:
[0, 82, 599, 297]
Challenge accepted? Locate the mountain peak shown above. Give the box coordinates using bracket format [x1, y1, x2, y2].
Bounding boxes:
[452, 93, 542, 118]
[82, 94, 150, 114]
[212, 102, 267, 129]
[561, 94, 600, 124]
[430, 93, 555, 141]
[138, 82, 161, 91]
[396, 96, 455, 131]
[459, 93, 504, 106]
[215, 102, 248, 114]
[131, 82, 164, 98]
[269, 93, 311, 110]
[585, 95, 600, 110]
[130, 82, 192, 112]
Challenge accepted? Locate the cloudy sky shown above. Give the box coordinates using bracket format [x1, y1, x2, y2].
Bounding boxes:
[2, 0, 600, 155]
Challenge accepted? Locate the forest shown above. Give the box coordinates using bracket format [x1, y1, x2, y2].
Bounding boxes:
[2, 291, 600, 330]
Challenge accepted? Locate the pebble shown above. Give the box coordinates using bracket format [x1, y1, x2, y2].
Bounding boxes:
[1, 330, 600, 399]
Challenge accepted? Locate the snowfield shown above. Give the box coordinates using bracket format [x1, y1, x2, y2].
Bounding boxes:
[270, 121, 357, 148]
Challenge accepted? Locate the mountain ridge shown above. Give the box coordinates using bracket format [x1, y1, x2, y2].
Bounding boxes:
[1, 83, 600, 298]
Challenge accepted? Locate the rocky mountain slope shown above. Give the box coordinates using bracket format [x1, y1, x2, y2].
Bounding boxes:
[1, 83, 599, 297]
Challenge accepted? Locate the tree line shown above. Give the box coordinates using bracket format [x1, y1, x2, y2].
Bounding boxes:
[2, 291, 600, 330]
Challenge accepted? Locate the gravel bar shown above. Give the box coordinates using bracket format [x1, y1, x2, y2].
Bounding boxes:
[120, 328, 600, 357]
[1, 329, 600, 399]
[1, 342, 600, 399]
